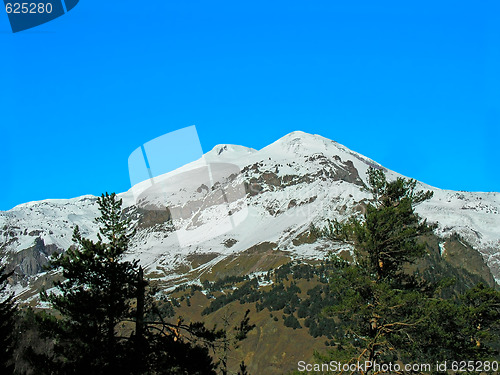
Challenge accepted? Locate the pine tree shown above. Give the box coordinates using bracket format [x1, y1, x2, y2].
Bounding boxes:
[40, 192, 139, 374]
[319, 168, 500, 373]
[38, 192, 221, 374]
[351, 167, 435, 282]
[0, 266, 17, 374]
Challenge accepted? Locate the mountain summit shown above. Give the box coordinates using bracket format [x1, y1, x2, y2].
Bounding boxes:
[1, 131, 499, 299]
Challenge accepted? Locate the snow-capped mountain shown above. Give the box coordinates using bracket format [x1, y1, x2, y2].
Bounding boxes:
[1, 131, 499, 297]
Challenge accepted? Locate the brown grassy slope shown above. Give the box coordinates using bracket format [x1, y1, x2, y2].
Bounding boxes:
[171, 278, 328, 375]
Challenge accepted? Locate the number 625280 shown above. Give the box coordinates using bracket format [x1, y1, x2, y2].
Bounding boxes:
[5, 3, 53, 14]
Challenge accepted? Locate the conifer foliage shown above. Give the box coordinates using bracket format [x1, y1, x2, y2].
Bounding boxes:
[0, 266, 17, 374]
[321, 168, 500, 373]
[39, 193, 219, 374]
[41, 192, 140, 374]
[352, 167, 435, 281]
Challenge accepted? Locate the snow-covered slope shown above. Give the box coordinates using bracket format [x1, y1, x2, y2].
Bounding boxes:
[1, 131, 499, 291]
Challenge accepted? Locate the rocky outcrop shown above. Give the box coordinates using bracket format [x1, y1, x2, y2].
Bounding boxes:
[7, 237, 61, 285]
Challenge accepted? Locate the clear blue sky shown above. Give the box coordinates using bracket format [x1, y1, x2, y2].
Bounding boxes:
[1, 1, 499, 210]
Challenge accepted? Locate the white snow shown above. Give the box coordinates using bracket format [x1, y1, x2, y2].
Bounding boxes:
[1, 131, 499, 291]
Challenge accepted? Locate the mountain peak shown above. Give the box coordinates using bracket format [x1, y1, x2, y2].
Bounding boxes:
[206, 144, 256, 160]
[262, 131, 355, 160]
[2, 130, 500, 295]
[276, 130, 332, 144]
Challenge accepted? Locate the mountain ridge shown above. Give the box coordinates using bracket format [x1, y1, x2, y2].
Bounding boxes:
[1, 131, 499, 300]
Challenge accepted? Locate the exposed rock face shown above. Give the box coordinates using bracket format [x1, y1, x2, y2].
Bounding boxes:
[6, 237, 61, 285]
[136, 207, 172, 229]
